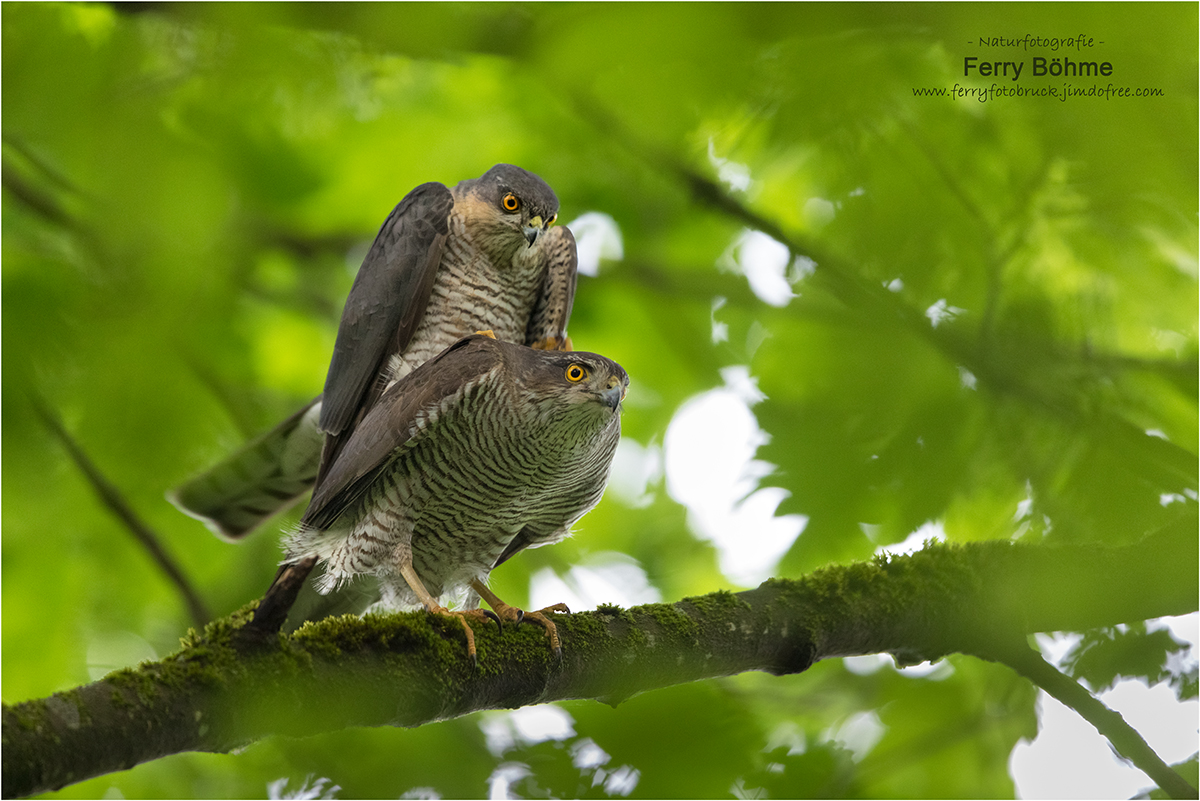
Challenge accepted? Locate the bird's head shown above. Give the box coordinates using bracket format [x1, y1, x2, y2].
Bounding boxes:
[458, 164, 561, 260]
[513, 346, 629, 427]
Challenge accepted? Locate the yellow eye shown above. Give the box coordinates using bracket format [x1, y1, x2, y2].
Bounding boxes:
[547, 213, 558, 226]
[502, 193, 520, 212]
[565, 364, 588, 383]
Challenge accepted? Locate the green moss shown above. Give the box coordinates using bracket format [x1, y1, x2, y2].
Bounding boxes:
[178, 601, 258, 650]
[288, 608, 520, 679]
[484, 622, 563, 669]
[294, 610, 457, 654]
[594, 602, 638, 625]
[109, 688, 133, 710]
[635, 602, 701, 641]
[6, 699, 47, 732]
[101, 610, 263, 706]
[681, 589, 751, 617]
[105, 651, 223, 708]
[166, 638, 242, 683]
[105, 668, 159, 707]
[624, 626, 650, 647]
[561, 610, 611, 642]
[6, 698, 62, 745]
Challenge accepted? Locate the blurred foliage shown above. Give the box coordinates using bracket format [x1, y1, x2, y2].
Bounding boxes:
[1064, 624, 1198, 699]
[3, 2, 1196, 798]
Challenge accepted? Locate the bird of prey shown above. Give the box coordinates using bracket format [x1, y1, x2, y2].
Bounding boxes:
[277, 334, 628, 658]
[170, 164, 577, 539]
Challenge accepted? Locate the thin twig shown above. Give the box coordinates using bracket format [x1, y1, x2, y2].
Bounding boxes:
[1003, 644, 1197, 800]
[30, 393, 211, 628]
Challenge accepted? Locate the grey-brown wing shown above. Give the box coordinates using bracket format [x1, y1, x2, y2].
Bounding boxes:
[525, 225, 578, 348]
[319, 182, 454, 438]
[302, 335, 504, 529]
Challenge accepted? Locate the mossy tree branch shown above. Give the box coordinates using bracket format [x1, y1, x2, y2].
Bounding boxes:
[5, 521, 1196, 799]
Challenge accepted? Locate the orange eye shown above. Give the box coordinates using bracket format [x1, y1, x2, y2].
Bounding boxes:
[565, 364, 587, 383]
[502, 193, 520, 212]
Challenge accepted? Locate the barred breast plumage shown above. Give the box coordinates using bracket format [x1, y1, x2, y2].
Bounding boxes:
[283, 335, 628, 621]
[383, 209, 548, 386]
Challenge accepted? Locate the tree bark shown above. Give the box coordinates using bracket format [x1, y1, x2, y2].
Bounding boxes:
[4, 519, 1195, 799]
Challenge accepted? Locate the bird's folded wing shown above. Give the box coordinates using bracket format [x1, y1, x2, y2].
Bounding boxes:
[319, 181, 454, 438]
[302, 335, 503, 529]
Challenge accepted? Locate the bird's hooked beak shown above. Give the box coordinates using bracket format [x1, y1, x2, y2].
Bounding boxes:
[601, 375, 627, 410]
[524, 215, 545, 247]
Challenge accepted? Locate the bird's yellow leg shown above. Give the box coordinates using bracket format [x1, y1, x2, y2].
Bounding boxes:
[398, 561, 496, 661]
[473, 329, 497, 339]
[471, 579, 570, 656]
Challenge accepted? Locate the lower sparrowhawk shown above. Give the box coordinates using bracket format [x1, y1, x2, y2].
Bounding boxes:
[272, 334, 628, 657]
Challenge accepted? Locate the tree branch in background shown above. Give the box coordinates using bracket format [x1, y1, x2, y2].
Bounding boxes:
[29, 394, 211, 628]
[1000, 645, 1197, 800]
[1, 135, 85, 229]
[5, 525, 1195, 798]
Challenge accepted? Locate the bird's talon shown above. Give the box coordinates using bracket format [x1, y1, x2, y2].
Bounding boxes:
[470, 581, 573, 657]
[482, 608, 503, 634]
[423, 603, 485, 661]
[474, 329, 497, 340]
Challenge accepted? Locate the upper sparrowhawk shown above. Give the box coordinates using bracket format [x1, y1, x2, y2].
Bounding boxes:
[279, 334, 628, 657]
[170, 164, 577, 538]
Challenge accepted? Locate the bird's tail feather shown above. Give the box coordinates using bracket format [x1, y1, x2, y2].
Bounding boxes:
[168, 398, 324, 540]
[247, 555, 381, 634]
